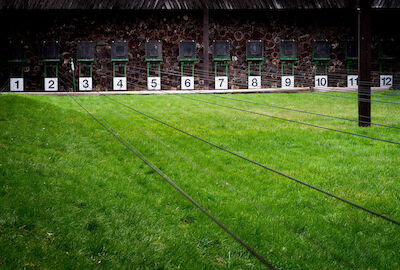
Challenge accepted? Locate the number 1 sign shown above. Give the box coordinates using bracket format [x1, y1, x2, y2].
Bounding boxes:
[281, 76, 294, 89]
[44, 78, 58, 91]
[215, 76, 228, 90]
[113, 77, 127, 91]
[79, 77, 92, 91]
[10, 78, 24, 92]
[181, 76, 194, 90]
[248, 76, 261, 89]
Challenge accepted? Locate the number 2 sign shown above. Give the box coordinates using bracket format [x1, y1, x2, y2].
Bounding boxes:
[44, 78, 58, 91]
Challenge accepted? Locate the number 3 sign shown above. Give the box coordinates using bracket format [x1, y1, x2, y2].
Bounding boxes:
[79, 77, 92, 91]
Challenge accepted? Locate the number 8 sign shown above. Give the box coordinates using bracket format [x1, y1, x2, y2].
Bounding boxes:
[248, 76, 261, 89]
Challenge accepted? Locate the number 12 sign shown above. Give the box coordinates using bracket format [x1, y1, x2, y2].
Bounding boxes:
[380, 75, 393, 87]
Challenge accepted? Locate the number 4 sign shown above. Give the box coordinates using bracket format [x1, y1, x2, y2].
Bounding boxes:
[215, 76, 228, 90]
[181, 76, 194, 90]
[113, 77, 127, 91]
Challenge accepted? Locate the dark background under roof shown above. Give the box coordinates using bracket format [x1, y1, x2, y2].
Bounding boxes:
[0, 0, 399, 10]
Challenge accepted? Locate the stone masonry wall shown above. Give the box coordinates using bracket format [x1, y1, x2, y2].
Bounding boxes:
[0, 9, 399, 91]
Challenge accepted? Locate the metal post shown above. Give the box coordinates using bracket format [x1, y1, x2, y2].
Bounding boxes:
[358, 1, 372, 127]
[203, 8, 209, 90]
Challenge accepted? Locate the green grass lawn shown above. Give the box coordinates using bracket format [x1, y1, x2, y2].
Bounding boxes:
[0, 92, 399, 269]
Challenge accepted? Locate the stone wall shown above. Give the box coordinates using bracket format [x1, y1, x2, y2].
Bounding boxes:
[0, 9, 399, 91]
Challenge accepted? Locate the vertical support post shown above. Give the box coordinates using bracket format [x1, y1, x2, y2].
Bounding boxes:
[358, 1, 371, 127]
[203, 8, 209, 90]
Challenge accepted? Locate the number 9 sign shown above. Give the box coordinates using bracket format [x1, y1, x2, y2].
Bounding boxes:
[281, 76, 294, 89]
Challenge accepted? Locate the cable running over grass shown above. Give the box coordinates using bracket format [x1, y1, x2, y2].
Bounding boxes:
[177, 95, 400, 146]
[69, 95, 275, 269]
[102, 94, 400, 226]
[107, 105, 353, 268]
[210, 94, 400, 130]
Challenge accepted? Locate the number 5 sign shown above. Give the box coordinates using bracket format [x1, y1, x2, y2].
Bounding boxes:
[113, 77, 127, 91]
[181, 76, 194, 90]
[147, 77, 161, 90]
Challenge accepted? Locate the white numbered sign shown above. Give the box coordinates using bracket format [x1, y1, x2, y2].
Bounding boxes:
[248, 76, 261, 89]
[215, 76, 228, 90]
[147, 77, 161, 90]
[113, 77, 127, 91]
[347, 75, 358, 88]
[79, 77, 92, 91]
[181, 76, 194, 90]
[380, 75, 393, 87]
[281, 76, 294, 89]
[44, 78, 58, 91]
[10, 78, 24, 92]
[315, 75, 328, 88]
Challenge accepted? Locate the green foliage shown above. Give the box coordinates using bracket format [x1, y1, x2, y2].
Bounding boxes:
[0, 92, 399, 269]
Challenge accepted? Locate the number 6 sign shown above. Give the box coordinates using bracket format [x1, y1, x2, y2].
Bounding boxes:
[181, 76, 194, 90]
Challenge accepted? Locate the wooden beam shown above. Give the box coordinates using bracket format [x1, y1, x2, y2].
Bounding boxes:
[357, 0, 372, 127]
[202, 8, 209, 90]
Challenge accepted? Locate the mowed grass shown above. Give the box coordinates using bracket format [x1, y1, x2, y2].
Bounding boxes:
[0, 91, 399, 269]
